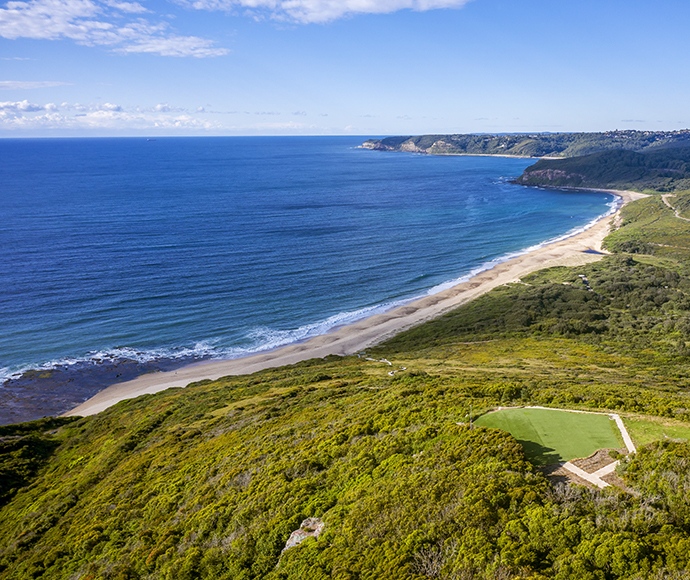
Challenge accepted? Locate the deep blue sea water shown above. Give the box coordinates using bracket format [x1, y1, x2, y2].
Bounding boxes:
[0, 136, 615, 422]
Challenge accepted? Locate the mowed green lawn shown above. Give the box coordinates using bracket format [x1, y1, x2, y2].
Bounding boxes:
[475, 408, 624, 465]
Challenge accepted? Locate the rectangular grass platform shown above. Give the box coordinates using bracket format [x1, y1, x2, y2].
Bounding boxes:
[474, 408, 624, 465]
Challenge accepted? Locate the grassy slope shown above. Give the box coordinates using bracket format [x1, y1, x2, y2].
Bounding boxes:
[4, 196, 690, 578]
[623, 416, 690, 447]
[475, 409, 623, 465]
[604, 193, 690, 257]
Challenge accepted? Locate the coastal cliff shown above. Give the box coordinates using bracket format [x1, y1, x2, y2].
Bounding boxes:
[517, 146, 690, 191]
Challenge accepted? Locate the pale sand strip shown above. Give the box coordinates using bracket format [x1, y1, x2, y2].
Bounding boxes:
[64, 190, 647, 418]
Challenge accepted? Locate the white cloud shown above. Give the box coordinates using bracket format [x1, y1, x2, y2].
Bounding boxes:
[0, 0, 229, 56]
[0, 99, 337, 133]
[0, 99, 45, 112]
[0, 0, 107, 41]
[143, 103, 184, 112]
[115, 34, 228, 57]
[0, 80, 71, 89]
[179, 0, 473, 23]
[104, 0, 147, 13]
[0, 0, 470, 59]
[0, 102, 225, 130]
[243, 121, 309, 131]
[0, 100, 126, 114]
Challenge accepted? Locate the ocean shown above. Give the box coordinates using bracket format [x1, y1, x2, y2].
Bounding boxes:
[0, 136, 615, 424]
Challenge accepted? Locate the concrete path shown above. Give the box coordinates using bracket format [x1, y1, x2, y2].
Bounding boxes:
[561, 458, 621, 489]
[562, 462, 609, 488]
[491, 406, 637, 489]
[611, 413, 636, 453]
[592, 462, 618, 479]
[562, 461, 613, 489]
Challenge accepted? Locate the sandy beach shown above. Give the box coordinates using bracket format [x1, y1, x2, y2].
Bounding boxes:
[64, 189, 647, 418]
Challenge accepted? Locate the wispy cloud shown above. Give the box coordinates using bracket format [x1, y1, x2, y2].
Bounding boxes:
[104, 0, 147, 13]
[0, 80, 71, 89]
[0, 99, 341, 133]
[115, 34, 228, 57]
[139, 103, 185, 113]
[242, 121, 310, 131]
[59, 101, 122, 111]
[0, 99, 225, 130]
[0, 0, 471, 57]
[0, 0, 229, 57]
[178, 0, 473, 23]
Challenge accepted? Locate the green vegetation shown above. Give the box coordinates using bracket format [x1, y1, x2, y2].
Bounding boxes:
[0, 417, 78, 507]
[365, 130, 690, 194]
[4, 344, 690, 580]
[363, 130, 690, 158]
[5, 195, 690, 578]
[621, 440, 690, 530]
[517, 147, 690, 192]
[475, 409, 623, 465]
[603, 193, 690, 258]
[623, 417, 690, 447]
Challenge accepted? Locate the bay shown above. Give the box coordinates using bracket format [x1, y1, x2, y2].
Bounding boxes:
[0, 136, 614, 423]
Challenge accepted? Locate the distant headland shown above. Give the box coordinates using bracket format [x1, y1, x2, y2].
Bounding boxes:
[362, 129, 690, 158]
[363, 130, 690, 192]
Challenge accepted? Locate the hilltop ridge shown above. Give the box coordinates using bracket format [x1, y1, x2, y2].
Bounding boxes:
[517, 146, 690, 192]
[4, 193, 690, 578]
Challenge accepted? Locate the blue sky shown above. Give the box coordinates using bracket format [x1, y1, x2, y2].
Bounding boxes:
[1, 0, 689, 136]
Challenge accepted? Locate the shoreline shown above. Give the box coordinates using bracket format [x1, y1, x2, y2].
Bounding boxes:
[64, 189, 647, 418]
[357, 147, 562, 160]
[439, 152, 563, 160]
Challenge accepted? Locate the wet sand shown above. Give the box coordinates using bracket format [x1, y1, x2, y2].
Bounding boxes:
[64, 189, 647, 418]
